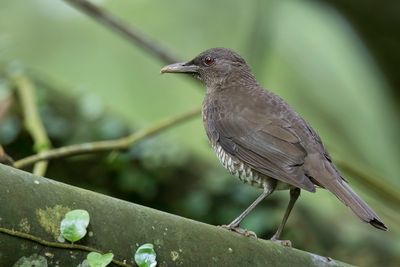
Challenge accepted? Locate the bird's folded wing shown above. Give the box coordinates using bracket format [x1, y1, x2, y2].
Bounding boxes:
[216, 117, 315, 192]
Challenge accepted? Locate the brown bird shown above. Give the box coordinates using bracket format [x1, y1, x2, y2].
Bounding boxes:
[161, 48, 387, 243]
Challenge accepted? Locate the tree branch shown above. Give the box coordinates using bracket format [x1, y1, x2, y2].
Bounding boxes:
[63, 0, 180, 64]
[13, 75, 52, 176]
[0, 164, 352, 267]
[336, 159, 400, 209]
[14, 107, 200, 168]
[0, 146, 14, 165]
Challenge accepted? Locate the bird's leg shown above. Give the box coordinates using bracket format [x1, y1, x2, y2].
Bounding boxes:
[270, 187, 301, 246]
[222, 184, 275, 237]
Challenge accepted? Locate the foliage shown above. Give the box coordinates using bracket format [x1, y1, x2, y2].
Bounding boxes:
[86, 252, 114, 267]
[60, 209, 90, 243]
[134, 244, 157, 267]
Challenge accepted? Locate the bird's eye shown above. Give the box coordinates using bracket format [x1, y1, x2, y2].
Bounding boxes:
[203, 56, 215, 66]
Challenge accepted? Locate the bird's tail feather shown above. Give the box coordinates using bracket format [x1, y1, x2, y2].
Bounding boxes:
[325, 176, 387, 231]
[307, 156, 388, 231]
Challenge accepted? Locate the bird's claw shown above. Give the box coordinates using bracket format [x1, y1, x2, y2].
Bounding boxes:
[220, 224, 257, 238]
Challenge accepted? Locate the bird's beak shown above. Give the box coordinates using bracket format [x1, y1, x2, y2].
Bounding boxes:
[160, 62, 199, 74]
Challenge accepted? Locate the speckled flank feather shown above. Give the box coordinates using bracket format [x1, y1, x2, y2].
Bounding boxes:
[213, 144, 263, 187]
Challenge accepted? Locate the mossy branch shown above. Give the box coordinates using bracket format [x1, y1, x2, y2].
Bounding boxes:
[0, 164, 352, 267]
[13, 75, 52, 176]
[0, 146, 14, 165]
[336, 159, 400, 209]
[14, 107, 200, 168]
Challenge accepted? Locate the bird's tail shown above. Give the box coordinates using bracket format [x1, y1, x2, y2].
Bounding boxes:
[324, 176, 387, 230]
[307, 156, 387, 231]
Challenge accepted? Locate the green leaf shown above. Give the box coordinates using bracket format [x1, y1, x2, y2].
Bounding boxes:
[134, 243, 157, 267]
[77, 260, 90, 267]
[60, 209, 90, 242]
[86, 252, 114, 267]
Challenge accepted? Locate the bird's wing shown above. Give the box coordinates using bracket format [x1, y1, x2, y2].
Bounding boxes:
[213, 112, 316, 192]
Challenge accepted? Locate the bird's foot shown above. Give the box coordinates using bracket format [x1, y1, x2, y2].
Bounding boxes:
[220, 224, 257, 238]
[270, 236, 292, 247]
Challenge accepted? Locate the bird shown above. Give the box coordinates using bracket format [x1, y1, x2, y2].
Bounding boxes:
[160, 47, 387, 243]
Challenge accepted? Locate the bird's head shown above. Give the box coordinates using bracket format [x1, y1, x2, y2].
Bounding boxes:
[161, 48, 254, 89]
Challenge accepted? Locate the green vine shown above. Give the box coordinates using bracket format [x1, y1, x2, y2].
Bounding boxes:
[0, 227, 133, 267]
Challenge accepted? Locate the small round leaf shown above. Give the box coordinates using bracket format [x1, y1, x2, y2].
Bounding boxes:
[60, 209, 90, 242]
[86, 252, 114, 267]
[134, 243, 157, 267]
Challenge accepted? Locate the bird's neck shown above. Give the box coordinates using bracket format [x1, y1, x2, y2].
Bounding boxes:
[205, 67, 259, 95]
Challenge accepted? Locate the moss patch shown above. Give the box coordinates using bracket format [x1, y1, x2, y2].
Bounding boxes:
[13, 253, 48, 267]
[170, 251, 179, 261]
[18, 218, 31, 233]
[36, 205, 70, 239]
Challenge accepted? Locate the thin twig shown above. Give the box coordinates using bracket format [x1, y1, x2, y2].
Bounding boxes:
[63, 0, 180, 64]
[14, 75, 52, 176]
[14, 107, 201, 168]
[336, 160, 400, 208]
[0, 227, 132, 267]
[0, 146, 14, 165]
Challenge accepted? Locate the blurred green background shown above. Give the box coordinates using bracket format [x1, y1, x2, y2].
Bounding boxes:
[0, 0, 399, 266]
